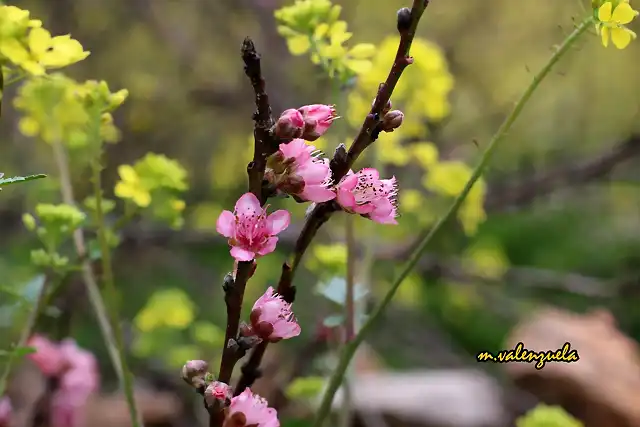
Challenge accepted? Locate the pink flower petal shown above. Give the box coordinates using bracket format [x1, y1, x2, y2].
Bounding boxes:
[230, 246, 256, 261]
[234, 192, 262, 217]
[266, 210, 290, 235]
[297, 161, 330, 183]
[336, 188, 356, 210]
[257, 237, 278, 256]
[339, 173, 358, 191]
[216, 210, 236, 238]
[300, 185, 336, 203]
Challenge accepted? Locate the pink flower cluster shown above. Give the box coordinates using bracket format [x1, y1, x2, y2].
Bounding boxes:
[27, 335, 100, 427]
[219, 105, 399, 262]
[211, 102, 403, 425]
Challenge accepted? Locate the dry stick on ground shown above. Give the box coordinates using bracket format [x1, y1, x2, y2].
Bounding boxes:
[234, 0, 432, 395]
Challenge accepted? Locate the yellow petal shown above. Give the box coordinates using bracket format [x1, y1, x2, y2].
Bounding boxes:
[28, 27, 52, 57]
[344, 59, 372, 74]
[598, 1, 613, 21]
[286, 35, 310, 56]
[611, 2, 639, 24]
[133, 191, 151, 207]
[348, 43, 376, 59]
[118, 164, 138, 182]
[601, 25, 610, 46]
[611, 27, 633, 48]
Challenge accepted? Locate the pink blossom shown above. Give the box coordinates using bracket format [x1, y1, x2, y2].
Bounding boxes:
[298, 104, 338, 141]
[274, 109, 304, 139]
[27, 334, 65, 376]
[216, 193, 290, 261]
[224, 388, 279, 427]
[57, 340, 100, 396]
[0, 397, 11, 427]
[249, 287, 300, 342]
[266, 139, 335, 203]
[50, 393, 85, 427]
[336, 168, 399, 225]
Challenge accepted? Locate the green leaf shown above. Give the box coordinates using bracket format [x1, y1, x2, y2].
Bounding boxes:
[322, 314, 344, 328]
[0, 346, 36, 358]
[12, 346, 36, 357]
[285, 376, 326, 400]
[315, 277, 369, 306]
[0, 174, 47, 189]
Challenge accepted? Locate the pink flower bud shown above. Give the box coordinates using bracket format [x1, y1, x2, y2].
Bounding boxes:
[336, 168, 399, 225]
[182, 360, 210, 389]
[298, 104, 338, 141]
[223, 388, 279, 427]
[274, 109, 304, 139]
[381, 110, 404, 132]
[216, 193, 291, 262]
[249, 287, 300, 343]
[0, 397, 12, 427]
[205, 381, 232, 408]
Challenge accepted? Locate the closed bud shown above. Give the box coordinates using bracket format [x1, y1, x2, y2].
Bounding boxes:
[299, 104, 338, 141]
[204, 381, 232, 409]
[397, 7, 412, 33]
[381, 110, 404, 132]
[181, 360, 209, 389]
[274, 109, 304, 139]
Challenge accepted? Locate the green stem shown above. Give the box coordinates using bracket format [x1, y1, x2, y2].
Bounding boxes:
[312, 16, 594, 427]
[91, 160, 141, 427]
[0, 275, 50, 396]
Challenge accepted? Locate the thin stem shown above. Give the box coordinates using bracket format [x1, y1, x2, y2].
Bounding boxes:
[0, 275, 50, 396]
[51, 140, 123, 382]
[91, 159, 141, 427]
[312, 16, 594, 427]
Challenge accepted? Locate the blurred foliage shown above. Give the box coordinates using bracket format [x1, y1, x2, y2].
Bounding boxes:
[516, 404, 584, 427]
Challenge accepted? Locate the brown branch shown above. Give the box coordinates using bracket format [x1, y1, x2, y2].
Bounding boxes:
[485, 135, 640, 211]
[233, 0, 432, 395]
[210, 37, 282, 426]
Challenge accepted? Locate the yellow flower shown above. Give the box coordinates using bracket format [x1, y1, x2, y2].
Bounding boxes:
[114, 165, 151, 207]
[597, 1, 639, 49]
[28, 27, 90, 69]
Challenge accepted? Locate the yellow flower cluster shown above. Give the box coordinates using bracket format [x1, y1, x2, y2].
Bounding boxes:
[14, 74, 128, 147]
[114, 153, 188, 229]
[275, 0, 376, 82]
[0, 6, 89, 77]
[593, 0, 639, 49]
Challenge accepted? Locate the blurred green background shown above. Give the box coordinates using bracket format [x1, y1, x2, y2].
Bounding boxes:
[1, 0, 640, 425]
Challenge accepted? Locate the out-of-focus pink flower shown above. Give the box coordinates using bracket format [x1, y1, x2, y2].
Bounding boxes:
[50, 393, 84, 427]
[298, 104, 338, 141]
[266, 139, 335, 203]
[224, 388, 279, 427]
[336, 168, 399, 225]
[274, 109, 304, 139]
[249, 287, 300, 342]
[216, 193, 290, 261]
[27, 334, 65, 376]
[58, 340, 100, 396]
[0, 396, 11, 427]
